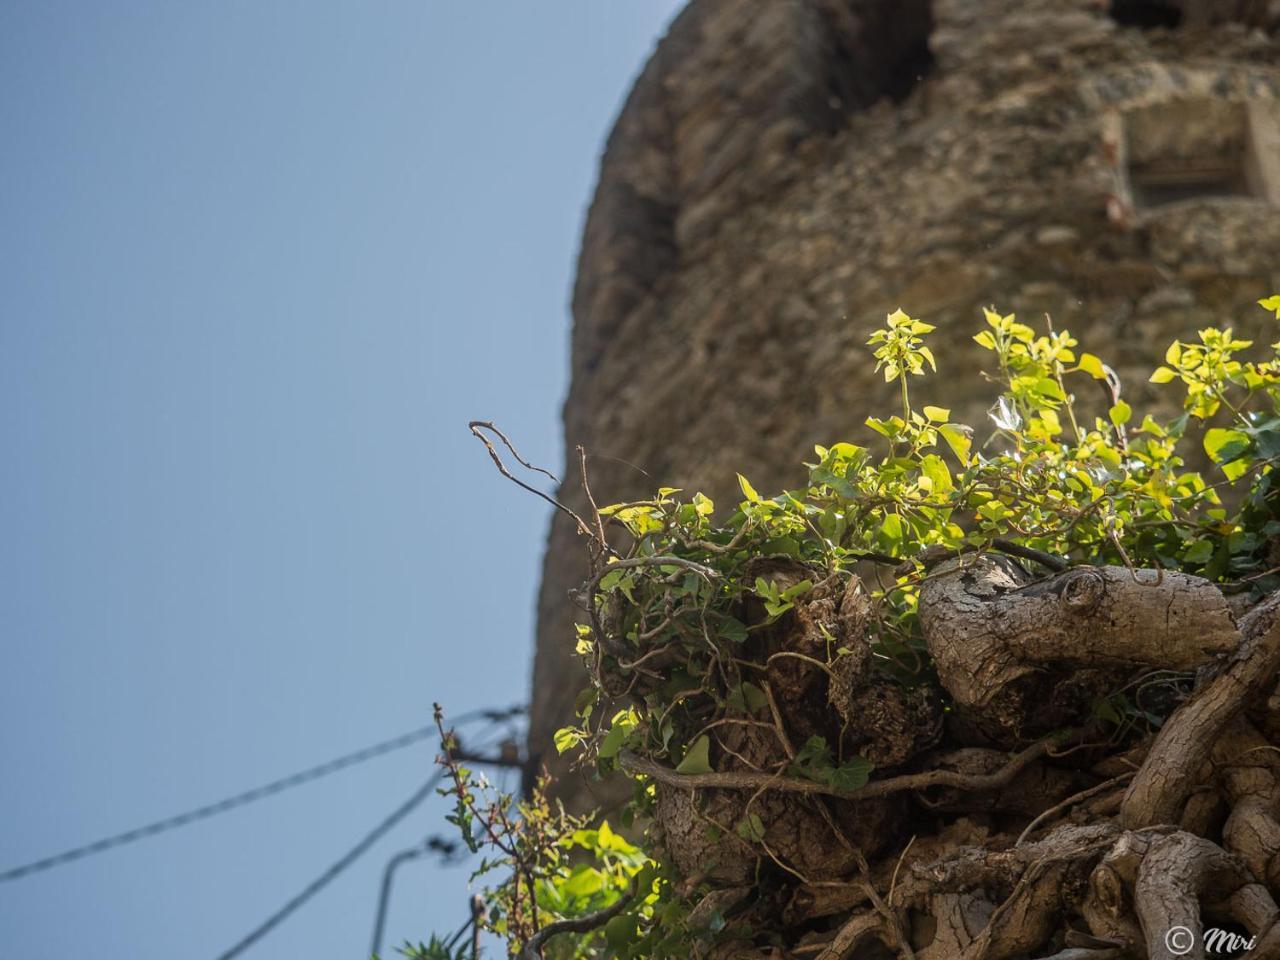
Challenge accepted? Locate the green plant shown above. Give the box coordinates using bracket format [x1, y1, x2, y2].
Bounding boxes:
[441, 296, 1280, 958]
[430, 705, 660, 959]
[394, 934, 473, 960]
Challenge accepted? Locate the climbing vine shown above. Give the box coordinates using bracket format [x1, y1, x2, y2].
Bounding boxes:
[419, 294, 1280, 960]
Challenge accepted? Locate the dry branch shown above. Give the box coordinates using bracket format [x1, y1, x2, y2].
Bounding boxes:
[619, 737, 1055, 802]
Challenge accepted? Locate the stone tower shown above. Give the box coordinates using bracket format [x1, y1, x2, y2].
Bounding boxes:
[529, 0, 1280, 799]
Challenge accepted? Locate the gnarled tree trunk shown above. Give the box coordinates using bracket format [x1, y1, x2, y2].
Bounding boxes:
[640, 561, 1280, 959]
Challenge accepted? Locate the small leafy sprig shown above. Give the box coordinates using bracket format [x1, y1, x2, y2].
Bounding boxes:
[869, 307, 936, 420]
[432, 704, 656, 959]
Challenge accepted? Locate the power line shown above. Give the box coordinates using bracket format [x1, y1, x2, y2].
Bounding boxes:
[214, 770, 445, 960]
[0, 705, 523, 883]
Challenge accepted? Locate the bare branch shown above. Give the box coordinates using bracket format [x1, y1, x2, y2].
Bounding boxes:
[468, 420, 607, 554]
[619, 737, 1056, 802]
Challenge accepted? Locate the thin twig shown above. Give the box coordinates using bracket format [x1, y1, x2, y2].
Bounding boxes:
[1016, 773, 1135, 847]
[577, 444, 607, 552]
[470, 894, 486, 960]
[854, 848, 915, 960]
[468, 421, 606, 553]
[587, 555, 719, 660]
[470, 420, 559, 483]
[762, 680, 796, 759]
[762, 651, 837, 679]
[1222, 564, 1280, 594]
[618, 737, 1056, 802]
[809, 803, 915, 960]
[583, 452, 652, 480]
[888, 834, 916, 907]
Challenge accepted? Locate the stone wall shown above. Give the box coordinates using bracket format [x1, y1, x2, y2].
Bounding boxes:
[530, 0, 1280, 805]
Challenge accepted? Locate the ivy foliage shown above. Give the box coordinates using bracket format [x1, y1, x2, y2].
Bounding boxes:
[429, 296, 1280, 960]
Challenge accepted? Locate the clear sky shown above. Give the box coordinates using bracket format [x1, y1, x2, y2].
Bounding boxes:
[0, 2, 682, 957]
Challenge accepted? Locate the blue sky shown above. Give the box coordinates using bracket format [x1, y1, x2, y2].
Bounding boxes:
[0, 2, 682, 956]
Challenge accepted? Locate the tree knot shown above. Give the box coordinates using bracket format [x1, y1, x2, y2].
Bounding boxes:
[1060, 568, 1105, 614]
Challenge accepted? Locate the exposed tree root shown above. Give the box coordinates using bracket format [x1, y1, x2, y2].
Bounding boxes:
[918, 557, 1239, 742]
[1121, 591, 1280, 829]
[632, 564, 1280, 959]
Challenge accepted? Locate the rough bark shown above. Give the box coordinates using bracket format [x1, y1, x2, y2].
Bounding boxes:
[918, 557, 1239, 741]
[637, 562, 1280, 959]
[1121, 590, 1280, 828]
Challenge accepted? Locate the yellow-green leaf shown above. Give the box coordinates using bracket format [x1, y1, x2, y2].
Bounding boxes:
[1108, 401, 1132, 427]
[923, 405, 951, 423]
[921, 454, 953, 496]
[938, 422, 972, 464]
[865, 416, 896, 438]
[1204, 427, 1250, 464]
[1223, 458, 1250, 482]
[554, 726, 582, 755]
[977, 500, 1012, 522]
[598, 724, 627, 759]
[880, 513, 903, 543]
[737, 473, 761, 503]
[563, 865, 604, 899]
[1077, 353, 1107, 380]
[675, 735, 712, 775]
[1149, 366, 1177, 384]
[615, 506, 663, 535]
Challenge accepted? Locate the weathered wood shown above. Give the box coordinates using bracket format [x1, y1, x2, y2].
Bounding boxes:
[1133, 832, 1271, 960]
[813, 910, 885, 960]
[919, 557, 1239, 722]
[1212, 719, 1280, 888]
[1121, 592, 1280, 829]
